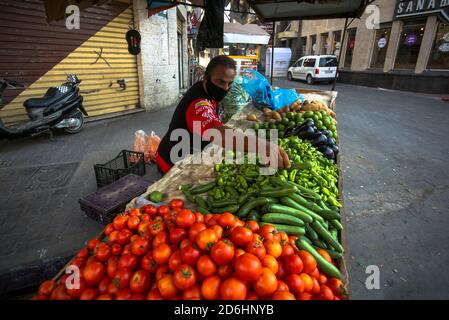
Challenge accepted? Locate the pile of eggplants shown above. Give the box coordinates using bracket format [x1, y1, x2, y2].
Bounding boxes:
[284, 119, 339, 161]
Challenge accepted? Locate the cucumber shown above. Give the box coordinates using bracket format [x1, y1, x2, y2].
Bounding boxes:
[247, 210, 261, 222]
[330, 219, 343, 231]
[313, 240, 328, 249]
[260, 186, 297, 198]
[286, 195, 325, 223]
[237, 197, 273, 218]
[311, 221, 344, 253]
[311, 245, 343, 259]
[225, 186, 239, 199]
[330, 228, 338, 240]
[261, 213, 305, 227]
[211, 199, 237, 208]
[305, 224, 319, 242]
[260, 222, 305, 236]
[196, 206, 209, 214]
[194, 196, 208, 209]
[297, 239, 342, 279]
[267, 203, 313, 224]
[270, 176, 293, 188]
[238, 191, 257, 206]
[289, 193, 340, 220]
[182, 189, 195, 203]
[300, 236, 313, 245]
[213, 204, 239, 214]
[287, 181, 322, 201]
[190, 181, 216, 195]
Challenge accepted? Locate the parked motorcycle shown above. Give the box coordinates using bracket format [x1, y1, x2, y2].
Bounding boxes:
[0, 74, 88, 139]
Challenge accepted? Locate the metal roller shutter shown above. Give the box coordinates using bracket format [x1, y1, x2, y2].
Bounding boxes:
[0, 0, 140, 124]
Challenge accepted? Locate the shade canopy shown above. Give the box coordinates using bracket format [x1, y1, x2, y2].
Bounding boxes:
[224, 22, 270, 44]
[247, 0, 372, 22]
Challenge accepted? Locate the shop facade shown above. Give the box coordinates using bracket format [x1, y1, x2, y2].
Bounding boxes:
[297, 0, 449, 94]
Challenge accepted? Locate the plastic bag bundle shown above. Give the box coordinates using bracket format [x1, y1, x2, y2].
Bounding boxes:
[133, 130, 161, 164]
[241, 69, 303, 111]
[221, 76, 251, 123]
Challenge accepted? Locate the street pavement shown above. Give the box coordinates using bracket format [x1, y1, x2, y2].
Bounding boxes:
[1, 79, 449, 299]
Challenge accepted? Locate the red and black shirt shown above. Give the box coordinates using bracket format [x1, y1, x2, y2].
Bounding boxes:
[156, 82, 223, 173]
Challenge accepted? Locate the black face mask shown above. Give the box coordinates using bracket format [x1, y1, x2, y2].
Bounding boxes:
[206, 80, 229, 102]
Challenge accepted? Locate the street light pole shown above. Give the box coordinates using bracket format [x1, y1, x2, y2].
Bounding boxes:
[270, 22, 276, 85]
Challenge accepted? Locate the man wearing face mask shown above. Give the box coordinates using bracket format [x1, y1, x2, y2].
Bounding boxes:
[156, 55, 291, 174]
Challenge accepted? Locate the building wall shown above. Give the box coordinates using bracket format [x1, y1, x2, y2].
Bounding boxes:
[134, 0, 182, 111]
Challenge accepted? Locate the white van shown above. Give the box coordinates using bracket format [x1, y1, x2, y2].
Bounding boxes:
[287, 55, 338, 84]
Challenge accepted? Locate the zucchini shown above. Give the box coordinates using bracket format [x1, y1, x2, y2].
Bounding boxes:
[237, 197, 273, 218]
[289, 193, 340, 220]
[261, 213, 305, 227]
[267, 203, 313, 224]
[330, 228, 338, 240]
[330, 219, 343, 231]
[213, 204, 239, 214]
[305, 224, 319, 242]
[260, 186, 297, 198]
[286, 195, 325, 223]
[313, 240, 328, 249]
[211, 199, 237, 208]
[260, 223, 305, 236]
[297, 239, 342, 279]
[311, 221, 344, 253]
[190, 181, 216, 195]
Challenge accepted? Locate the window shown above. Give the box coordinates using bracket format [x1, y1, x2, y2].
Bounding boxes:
[293, 59, 303, 67]
[310, 35, 317, 54]
[344, 28, 357, 68]
[332, 30, 342, 56]
[319, 57, 338, 67]
[395, 20, 426, 69]
[428, 22, 449, 70]
[300, 37, 307, 57]
[304, 58, 316, 67]
[371, 27, 391, 69]
[320, 33, 329, 54]
[225, 44, 257, 57]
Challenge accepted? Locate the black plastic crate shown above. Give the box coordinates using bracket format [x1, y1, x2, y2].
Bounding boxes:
[79, 174, 149, 224]
[94, 150, 145, 188]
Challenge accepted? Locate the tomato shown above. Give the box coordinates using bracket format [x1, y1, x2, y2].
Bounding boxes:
[264, 239, 282, 259]
[117, 229, 133, 245]
[244, 220, 259, 233]
[253, 267, 278, 297]
[234, 253, 262, 282]
[85, 256, 98, 267]
[180, 244, 201, 265]
[318, 274, 328, 285]
[70, 257, 86, 269]
[327, 278, 344, 296]
[277, 231, 289, 242]
[299, 273, 314, 293]
[316, 249, 332, 263]
[109, 231, 120, 244]
[180, 238, 192, 249]
[315, 284, 334, 300]
[119, 253, 138, 271]
[97, 294, 112, 300]
[76, 247, 89, 259]
[201, 275, 221, 300]
[281, 244, 295, 258]
[246, 291, 259, 300]
[194, 212, 204, 224]
[210, 240, 235, 266]
[235, 248, 245, 259]
[109, 244, 121, 256]
[115, 288, 132, 300]
[31, 295, 48, 300]
[285, 274, 304, 294]
[122, 243, 132, 255]
[210, 225, 223, 239]
[127, 216, 140, 230]
[272, 291, 296, 300]
[196, 229, 218, 251]
[87, 238, 100, 251]
[141, 214, 151, 222]
[230, 226, 253, 247]
[288, 235, 299, 247]
[174, 209, 195, 229]
[137, 221, 151, 238]
[297, 292, 313, 300]
[183, 284, 202, 300]
[205, 215, 218, 227]
[217, 213, 237, 228]
[94, 243, 111, 262]
[38, 280, 57, 296]
[155, 265, 169, 281]
[79, 288, 99, 300]
[262, 255, 279, 274]
[260, 224, 276, 240]
[131, 237, 150, 256]
[235, 220, 245, 227]
[170, 199, 184, 210]
[157, 205, 170, 215]
[220, 277, 247, 300]
[107, 256, 119, 278]
[108, 282, 120, 296]
[245, 240, 266, 260]
[169, 227, 187, 245]
[173, 264, 197, 290]
[276, 261, 286, 280]
[98, 277, 111, 295]
[50, 285, 71, 300]
[157, 275, 178, 299]
[298, 250, 317, 274]
[129, 208, 141, 216]
[310, 268, 320, 279]
[217, 264, 233, 279]
[112, 267, 132, 289]
[150, 244, 170, 265]
[150, 221, 166, 236]
[146, 288, 162, 300]
[142, 205, 158, 216]
[83, 261, 105, 286]
[141, 252, 158, 273]
[196, 255, 217, 278]
[152, 231, 169, 248]
[311, 277, 321, 295]
[277, 280, 290, 292]
[284, 254, 303, 274]
[113, 215, 128, 231]
[130, 270, 151, 293]
[188, 223, 207, 242]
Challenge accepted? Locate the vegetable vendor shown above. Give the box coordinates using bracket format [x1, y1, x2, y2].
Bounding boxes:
[156, 55, 291, 174]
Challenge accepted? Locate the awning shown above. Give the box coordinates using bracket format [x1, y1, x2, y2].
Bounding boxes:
[224, 22, 270, 45]
[247, 0, 373, 22]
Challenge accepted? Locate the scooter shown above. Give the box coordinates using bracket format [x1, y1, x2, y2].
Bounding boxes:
[0, 74, 88, 139]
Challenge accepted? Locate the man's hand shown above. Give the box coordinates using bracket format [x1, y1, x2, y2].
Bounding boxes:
[258, 141, 291, 170]
[278, 146, 291, 169]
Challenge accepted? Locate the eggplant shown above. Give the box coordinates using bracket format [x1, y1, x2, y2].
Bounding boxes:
[310, 134, 328, 146]
[298, 119, 314, 130]
[317, 145, 335, 160]
[330, 144, 339, 155]
[321, 130, 330, 137]
[297, 126, 316, 139]
[327, 137, 336, 146]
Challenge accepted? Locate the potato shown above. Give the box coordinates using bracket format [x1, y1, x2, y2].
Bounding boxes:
[284, 105, 291, 113]
[263, 108, 272, 114]
[247, 114, 258, 122]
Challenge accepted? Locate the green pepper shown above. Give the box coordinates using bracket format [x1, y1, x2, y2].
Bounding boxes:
[289, 169, 298, 182]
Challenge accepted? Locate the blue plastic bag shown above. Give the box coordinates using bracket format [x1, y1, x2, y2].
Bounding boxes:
[241, 69, 303, 110]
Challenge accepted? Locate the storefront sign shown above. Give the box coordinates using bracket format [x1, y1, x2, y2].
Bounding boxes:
[378, 37, 387, 48]
[395, 0, 449, 23]
[405, 33, 418, 45]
